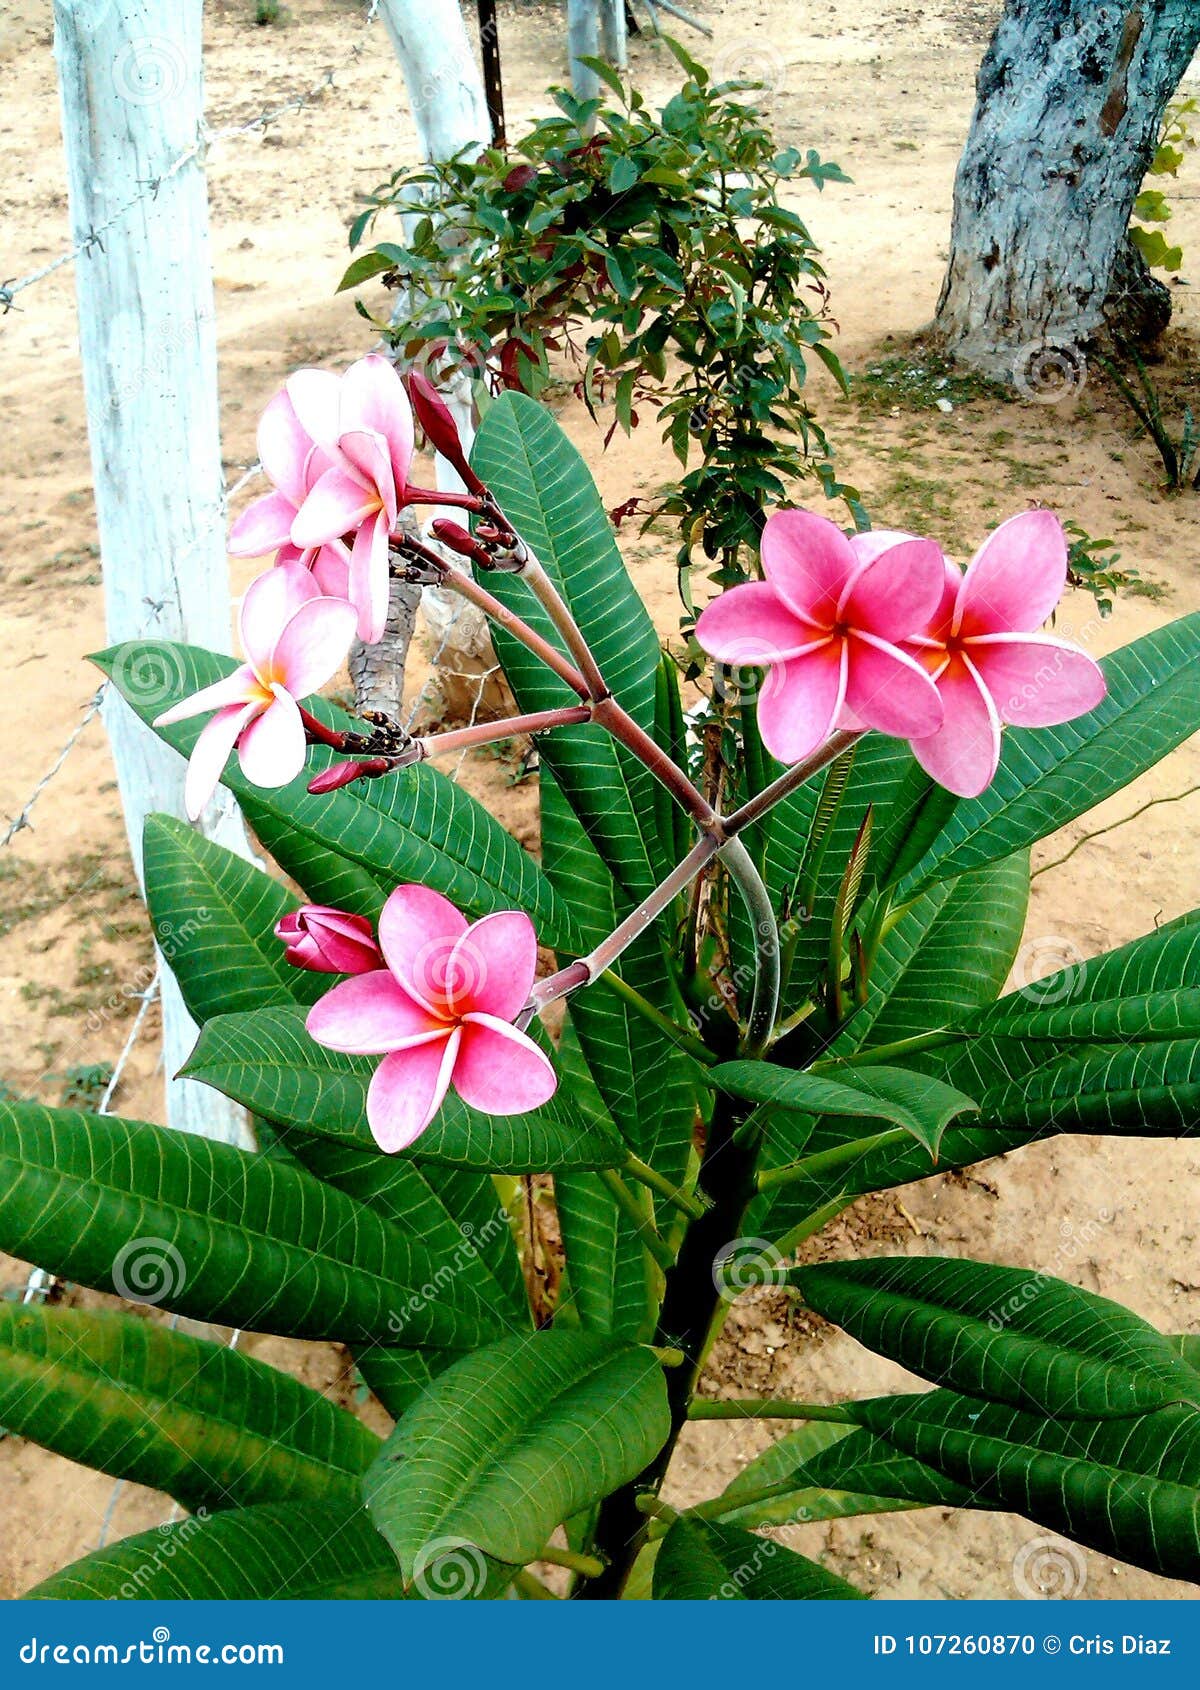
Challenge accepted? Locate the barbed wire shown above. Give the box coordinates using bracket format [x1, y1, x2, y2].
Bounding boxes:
[1, 0, 385, 316]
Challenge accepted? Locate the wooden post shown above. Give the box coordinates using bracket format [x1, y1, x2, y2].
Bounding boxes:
[54, 0, 251, 1146]
[476, 0, 506, 148]
[600, 0, 628, 70]
[567, 0, 601, 102]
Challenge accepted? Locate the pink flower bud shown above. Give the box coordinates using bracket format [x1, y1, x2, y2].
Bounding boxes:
[276, 905, 382, 974]
[404, 369, 480, 489]
[307, 758, 391, 794]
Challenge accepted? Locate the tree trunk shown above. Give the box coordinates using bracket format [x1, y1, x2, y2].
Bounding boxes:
[600, 0, 628, 70]
[935, 1, 1200, 382]
[567, 0, 601, 102]
[55, 0, 251, 1146]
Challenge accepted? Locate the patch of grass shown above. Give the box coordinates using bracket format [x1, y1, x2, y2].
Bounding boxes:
[54, 1063, 114, 1110]
[852, 349, 1011, 414]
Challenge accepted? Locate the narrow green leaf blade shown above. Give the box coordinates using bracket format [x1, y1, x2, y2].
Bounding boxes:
[652, 1517, 866, 1600]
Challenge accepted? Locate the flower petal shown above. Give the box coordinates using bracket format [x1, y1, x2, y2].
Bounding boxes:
[454, 1016, 558, 1115]
[257, 388, 313, 507]
[270, 596, 356, 697]
[154, 665, 257, 727]
[228, 490, 298, 557]
[306, 969, 442, 1053]
[284, 368, 343, 457]
[695, 582, 826, 666]
[291, 467, 380, 549]
[184, 701, 260, 820]
[339, 427, 397, 525]
[755, 639, 847, 764]
[910, 651, 1001, 798]
[366, 1033, 460, 1152]
[239, 563, 321, 673]
[340, 354, 415, 492]
[309, 544, 352, 600]
[449, 910, 538, 1021]
[845, 632, 945, 740]
[966, 632, 1107, 728]
[956, 509, 1068, 637]
[348, 509, 391, 644]
[848, 528, 922, 567]
[760, 508, 856, 628]
[378, 884, 469, 1015]
[236, 688, 308, 789]
[839, 537, 947, 642]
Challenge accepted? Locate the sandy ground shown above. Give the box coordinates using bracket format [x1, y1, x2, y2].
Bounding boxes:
[1, 0, 1198, 1600]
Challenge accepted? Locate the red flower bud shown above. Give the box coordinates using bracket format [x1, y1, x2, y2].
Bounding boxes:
[307, 758, 392, 794]
[403, 369, 481, 491]
[275, 905, 381, 974]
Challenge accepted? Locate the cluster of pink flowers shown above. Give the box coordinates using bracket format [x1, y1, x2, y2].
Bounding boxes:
[695, 507, 1106, 797]
[278, 888, 557, 1151]
[159, 354, 424, 819]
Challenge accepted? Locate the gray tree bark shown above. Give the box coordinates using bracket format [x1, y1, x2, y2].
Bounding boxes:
[935, 1, 1200, 383]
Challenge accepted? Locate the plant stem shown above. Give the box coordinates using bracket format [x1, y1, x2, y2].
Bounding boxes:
[771, 1195, 851, 1259]
[822, 1029, 960, 1067]
[623, 1152, 707, 1221]
[535, 1545, 608, 1578]
[411, 704, 592, 762]
[722, 730, 864, 837]
[595, 969, 714, 1065]
[512, 1568, 557, 1599]
[596, 1169, 675, 1272]
[592, 695, 722, 834]
[633, 1494, 681, 1525]
[757, 1128, 908, 1192]
[515, 546, 611, 702]
[688, 1398, 857, 1422]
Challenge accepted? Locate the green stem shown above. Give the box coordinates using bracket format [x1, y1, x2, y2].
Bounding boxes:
[688, 1398, 857, 1422]
[719, 836, 780, 1055]
[595, 970, 714, 1065]
[827, 1028, 959, 1067]
[596, 1169, 675, 1272]
[535, 1545, 607, 1578]
[513, 1568, 557, 1599]
[772, 1195, 852, 1259]
[757, 1128, 908, 1192]
[634, 1494, 681, 1525]
[624, 1153, 707, 1221]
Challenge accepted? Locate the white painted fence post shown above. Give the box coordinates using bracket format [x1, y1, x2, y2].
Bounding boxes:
[54, 0, 252, 1146]
[378, 0, 498, 710]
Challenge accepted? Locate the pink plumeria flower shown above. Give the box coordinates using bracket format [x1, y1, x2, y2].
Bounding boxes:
[288, 355, 417, 645]
[155, 563, 356, 820]
[903, 510, 1107, 798]
[695, 508, 946, 764]
[276, 905, 382, 974]
[228, 386, 351, 599]
[306, 884, 557, 1152]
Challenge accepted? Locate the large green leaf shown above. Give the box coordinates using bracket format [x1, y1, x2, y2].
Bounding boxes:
[652, 1517, 866, 1600]
[714, 1059, 977, 1157]
[792, 1257, 1200, 1418]
[851, 1391, 1200, 1583]
[143, 814, 323, 1024]
[556, 1169, 653, 1340]
[471, 393, 670, 901]
[96, 642, 579, 950]
[27, 1503, 407, 1600]
[541, 768, 700, 1182]
[0, 1304, 377, 1511]
[895, 613, 1200, 897]
[705, 1421, 921, 1529]
[977, 1039, 1200, 1137]
[185, 1004, 625, 1173]
[364, 1331, 670, 1571]
[0, 1101, 512, 1350]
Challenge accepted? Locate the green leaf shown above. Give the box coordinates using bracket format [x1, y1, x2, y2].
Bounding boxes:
[896, 614, 1200, 897]
[338, 244, 408, 292]
[977, 1039, 1200, 1138]
[652, 1517, 866, 1600]
[0, 1101, 512, 1350]
[470, 394, 670, 901]
[143, 814, 322, 1025]
[852, 1391, 1200, 1583]
[792, 1257, 1200, 1418]
[0, 1304, 377, 1510]
[27, 1504, 407, 1600]
[1171, 1334, 1200, 1375]
[714, 1060, 976, 1157]
[185, 1004, 626, 1173]
[364, 1331, 670, 1570]
[556, 1169, 652, 1339]
[95, 642, 578, 950]
[706, 1422, 920, 1529]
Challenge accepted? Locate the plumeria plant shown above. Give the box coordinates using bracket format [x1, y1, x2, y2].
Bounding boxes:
[3, 353, 1200, 1600]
